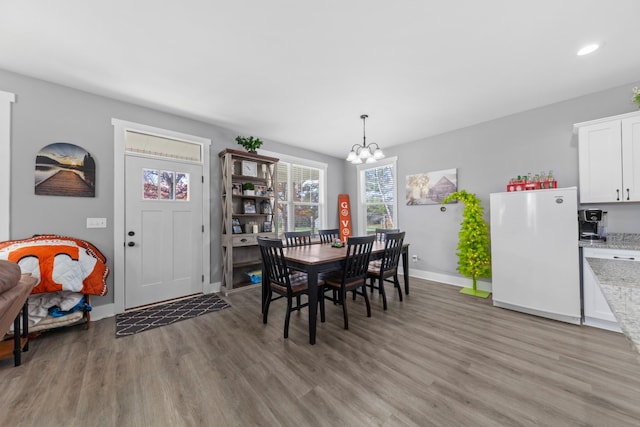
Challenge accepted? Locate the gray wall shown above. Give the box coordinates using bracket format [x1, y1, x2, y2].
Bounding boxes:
[1, 68, 345, 308]
[346, 80, 640, 281]
[4, 65, 639, 302]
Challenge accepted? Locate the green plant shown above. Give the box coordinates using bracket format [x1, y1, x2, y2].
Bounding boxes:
[242, 182, 255, 191]
[235, 136, 263, 152]
[634, 86, 640, 109]
[441, 190, 492, 296]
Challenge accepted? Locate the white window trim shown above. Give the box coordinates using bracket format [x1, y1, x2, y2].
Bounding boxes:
[259, 150, 328, 232]
[112, 119, 211, 314]
[356, 156, 398, 235]
[0, 90, 16, 241]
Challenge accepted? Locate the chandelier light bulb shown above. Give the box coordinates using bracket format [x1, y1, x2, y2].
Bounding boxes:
[346, 114, 385, 164]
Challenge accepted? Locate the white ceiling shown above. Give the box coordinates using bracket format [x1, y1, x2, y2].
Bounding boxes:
[1, 1, 639, 158]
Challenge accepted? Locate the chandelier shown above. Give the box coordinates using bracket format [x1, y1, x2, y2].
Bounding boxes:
[346, 114, 384, 164]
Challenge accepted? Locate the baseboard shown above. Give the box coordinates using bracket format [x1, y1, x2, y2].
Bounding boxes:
[90, 302, 114, 321]
[206, 281, 221, 294]
[90, 281, 221, 321]
[92, 274, 482, 321]
[406, 268, 492, 293]
[583, 317, 623, 333]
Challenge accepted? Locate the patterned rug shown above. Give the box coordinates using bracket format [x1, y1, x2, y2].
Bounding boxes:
[115, 293, 230, 337]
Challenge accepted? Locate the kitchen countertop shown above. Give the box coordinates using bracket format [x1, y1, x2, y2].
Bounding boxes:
[585, 257, 640, 356]
[579, 233, 640, 251]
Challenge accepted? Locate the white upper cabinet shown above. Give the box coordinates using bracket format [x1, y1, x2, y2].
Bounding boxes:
[576, 111, 640, 203]
[622, 113, 640, 202]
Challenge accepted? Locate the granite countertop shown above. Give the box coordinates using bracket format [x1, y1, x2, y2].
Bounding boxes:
[579, 233, 640, 251]
[585, 257, 640, 355]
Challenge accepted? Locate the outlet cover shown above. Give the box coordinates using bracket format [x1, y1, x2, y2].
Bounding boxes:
[87, 217, 107, 228]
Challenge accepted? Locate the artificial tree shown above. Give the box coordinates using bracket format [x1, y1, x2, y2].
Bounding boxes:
[441, 190, 492, 298]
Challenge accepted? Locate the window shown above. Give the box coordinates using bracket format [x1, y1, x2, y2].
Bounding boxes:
[357, 157, 398, 235]
[262, 151, 326, 238]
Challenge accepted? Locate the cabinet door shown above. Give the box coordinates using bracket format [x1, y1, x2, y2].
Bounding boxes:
[578, 120, 622, 203]
[622, 114, 640, 201]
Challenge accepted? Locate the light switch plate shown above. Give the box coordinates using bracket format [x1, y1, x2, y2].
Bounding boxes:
[86, 217, 107, 228]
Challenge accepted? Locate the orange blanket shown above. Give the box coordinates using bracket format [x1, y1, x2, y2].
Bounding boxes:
[0, 235, 108, 296]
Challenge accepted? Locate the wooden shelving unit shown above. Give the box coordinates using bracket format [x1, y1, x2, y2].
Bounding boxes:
[219, 149, 278, 294]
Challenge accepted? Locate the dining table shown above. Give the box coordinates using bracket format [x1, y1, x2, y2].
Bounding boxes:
[268, 240, 410, 344]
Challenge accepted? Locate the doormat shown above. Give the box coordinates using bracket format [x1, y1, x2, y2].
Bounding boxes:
[115, 293, 230, 338]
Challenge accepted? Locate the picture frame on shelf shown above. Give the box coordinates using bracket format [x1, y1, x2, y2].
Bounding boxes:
[255, 184, 267, 196]
[232, 182, 242, 195]
[232, 225, 243, 234]
[232, 218, 240, 226]
[263, 221, 272, 233]
[243, 199, 256, 214]
[260, 200, 272, 214]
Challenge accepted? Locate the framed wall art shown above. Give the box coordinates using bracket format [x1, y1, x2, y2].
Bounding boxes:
[406, 168, 458, 205]
[34, 142, 96, 197]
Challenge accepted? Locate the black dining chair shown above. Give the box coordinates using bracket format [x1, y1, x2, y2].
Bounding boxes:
[258, 236, 325, 339]
[369, 228, 401, 292]
[366, 231, 405, 310]
[375, 228, 400, 242]
[284, 230, 312, 247]
[322, 235, 375, 330]
[318, 228, 340, 244]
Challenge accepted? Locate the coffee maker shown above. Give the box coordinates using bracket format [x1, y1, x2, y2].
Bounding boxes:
[578, 209, 607, 241]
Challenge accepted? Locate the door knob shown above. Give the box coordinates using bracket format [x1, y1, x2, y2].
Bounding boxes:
[127, 242, 135, 247]
[128, 231, 135, 236]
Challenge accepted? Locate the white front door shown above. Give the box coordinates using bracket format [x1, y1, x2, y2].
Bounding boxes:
[125, 154, 203, 309]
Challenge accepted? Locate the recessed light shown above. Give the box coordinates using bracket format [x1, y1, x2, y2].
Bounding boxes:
[577, 44, 600, 56]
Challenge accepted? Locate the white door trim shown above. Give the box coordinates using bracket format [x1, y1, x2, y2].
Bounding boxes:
[112, 119, 211, 314]
[0, 90, 16, 242]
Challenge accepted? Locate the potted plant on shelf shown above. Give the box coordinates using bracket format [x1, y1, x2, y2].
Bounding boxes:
[441, 190, 492, 298]
[242, 182, 255, 196]
[235, 136, 263, 153]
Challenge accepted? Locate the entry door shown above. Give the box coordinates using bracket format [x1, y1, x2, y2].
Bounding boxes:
[125, 155, 203, 309]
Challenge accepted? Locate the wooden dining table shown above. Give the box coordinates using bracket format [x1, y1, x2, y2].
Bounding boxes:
[268, 241, 410, 344]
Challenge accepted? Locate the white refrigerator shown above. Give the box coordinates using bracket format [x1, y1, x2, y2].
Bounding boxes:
[489, 187, 581, 324]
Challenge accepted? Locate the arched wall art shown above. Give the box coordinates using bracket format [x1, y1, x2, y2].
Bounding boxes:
[34, 142, 96, 197]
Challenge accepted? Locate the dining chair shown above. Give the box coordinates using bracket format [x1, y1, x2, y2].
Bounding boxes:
[375, 228, 400, 242]
[322, 235, 375, 330]
[284, 230, 312, 247]
[318, 228, 340, 244]
[369, 228, 401, 290]
[258, 236, 325, 339]
[366, 231, 405, 310]
[283, 230, 313, 309]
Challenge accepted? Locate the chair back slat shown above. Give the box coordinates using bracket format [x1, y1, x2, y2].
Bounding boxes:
[318, 228, 340, 244]
[342, 235, 375, 284]
[284, 231, 312, 247]
[379, 231, 405, 272]
[258, 237, 291, 291]
[375, 228, 400, 242]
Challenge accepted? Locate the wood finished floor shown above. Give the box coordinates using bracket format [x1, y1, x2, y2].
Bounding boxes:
[2, 278, 640, 427]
